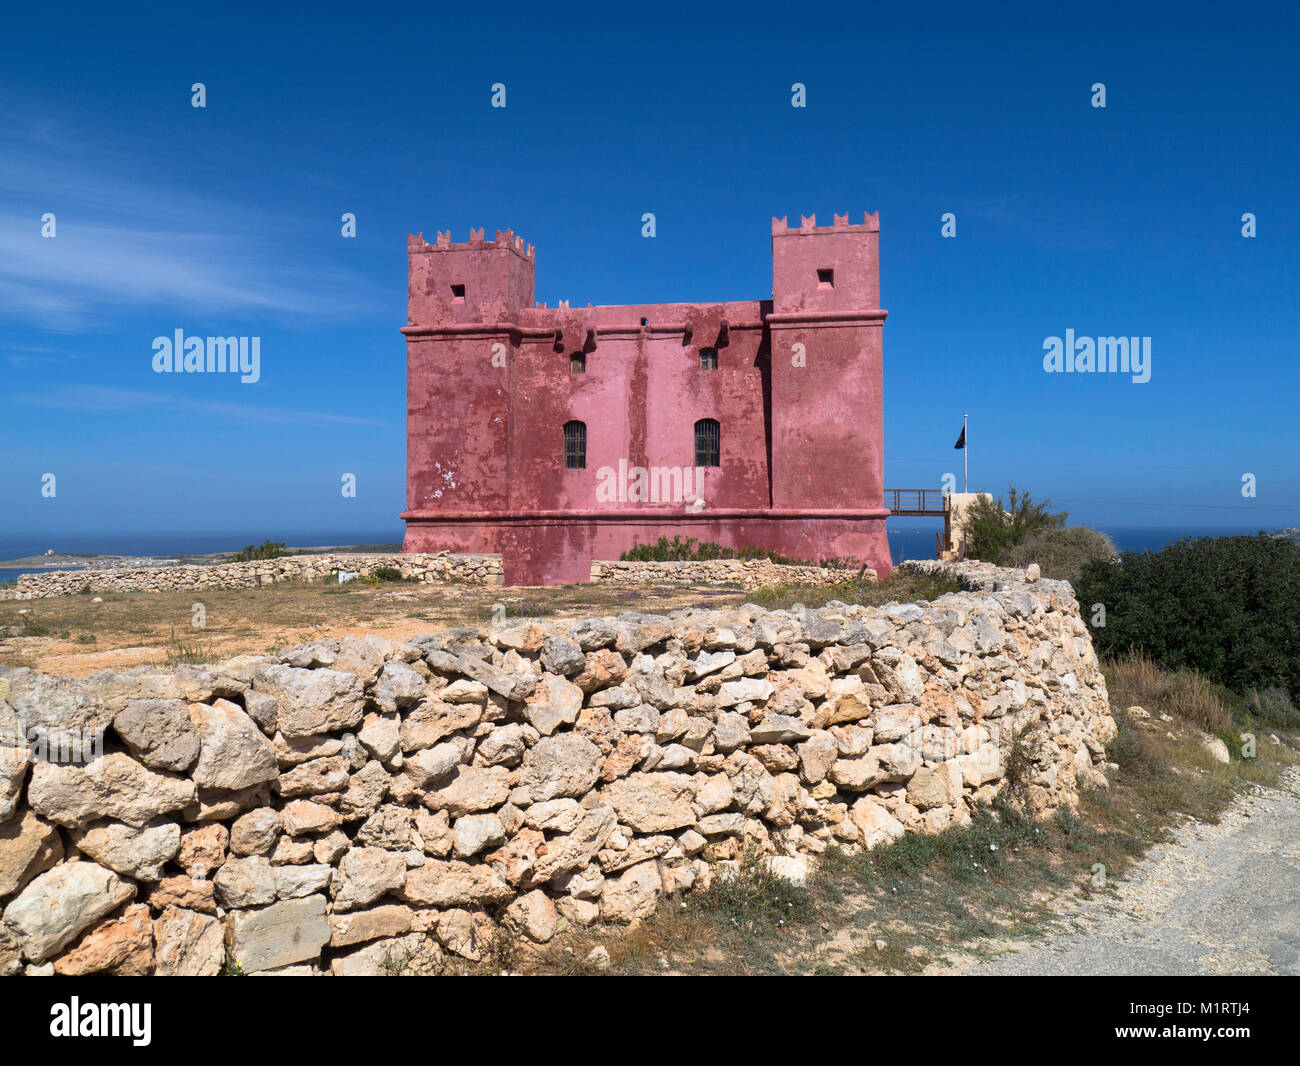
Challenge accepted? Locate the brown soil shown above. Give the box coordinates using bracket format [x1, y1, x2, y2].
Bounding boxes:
[0, 580, 749, 677]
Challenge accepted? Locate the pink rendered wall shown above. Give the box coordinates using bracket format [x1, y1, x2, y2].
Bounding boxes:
[401, 217, 892, 585]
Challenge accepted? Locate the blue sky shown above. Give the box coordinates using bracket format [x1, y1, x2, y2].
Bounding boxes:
[2, 0, 1297, 543]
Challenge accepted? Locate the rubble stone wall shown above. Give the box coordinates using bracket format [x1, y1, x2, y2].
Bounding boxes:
[2, 553, 504, 600]
[589, 558, 869, 589]
[1, 555, 869, 601]
[0, 561, 1114, 975]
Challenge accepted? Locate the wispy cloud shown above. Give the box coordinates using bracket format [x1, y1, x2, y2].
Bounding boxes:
[14, 385, 389, 428]
[0, 117, 381, 329]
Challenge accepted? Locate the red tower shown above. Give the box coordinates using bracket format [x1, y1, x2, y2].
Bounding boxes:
[401, 215, 891, 585]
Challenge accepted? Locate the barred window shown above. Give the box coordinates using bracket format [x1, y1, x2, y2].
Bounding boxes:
[570, 351, 586, 373]
[563, 420, 587, 469]
[699, 347, 718, 370]
[694, 418, 720, 467]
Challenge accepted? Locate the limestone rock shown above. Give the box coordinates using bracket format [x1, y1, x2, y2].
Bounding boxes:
[214, 855, 278, 908]
[331, 847, 407, 911]
[225, 894, 330, 973]
[27, 753, 196, 829]
[188, 698, 278, 791]
[112, 698, 200, 772]
[329, 932, 442, 976]
[906, 761, 964, 810]
[178, 823, 228, 877]
[422, 765, 510, 817]
[0, 810, 64, 899]
[399, 859, 512, 908]
[600, 859, 662, 922]
[70, 820, 180, 881]
[229, 807, 282, 855]
[520, 734, 601, 801]
[601, 772, 696, 833]
[153, 905, 224, 976]
[252, 665, 364, 738]
[524, 675, 584, 735]
[52, 903, 153, 976]
[3, 860, 135, 962]
[505, 889, 559, 942]
[329, 904, 414, 948]
[851, 796, 906, 849]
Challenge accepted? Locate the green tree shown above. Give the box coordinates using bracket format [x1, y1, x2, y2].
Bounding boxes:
[962, 486, 1065, 561]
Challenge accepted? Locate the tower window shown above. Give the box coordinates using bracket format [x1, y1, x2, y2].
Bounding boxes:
[699, 347, 718, 370]
[563, 420, 587, 469]
[450, 284, 466, 302]
[817, 268, 834, 289]
[570, 351, 586, 373]
[694, 418, 720, 467]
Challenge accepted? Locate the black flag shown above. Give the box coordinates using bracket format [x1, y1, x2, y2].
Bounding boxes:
[954, 426, 966, 449]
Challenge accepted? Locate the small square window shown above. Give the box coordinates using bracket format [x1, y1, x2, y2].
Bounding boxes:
[450, 284, 466, 302]
[699, 347, 718, 371]
[817, 268, 834, 289]
[570, 352, 586, 373]
[640, 317, 648, 326]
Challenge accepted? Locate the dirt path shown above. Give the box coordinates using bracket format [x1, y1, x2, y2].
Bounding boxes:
[942, 769, 1300, 976]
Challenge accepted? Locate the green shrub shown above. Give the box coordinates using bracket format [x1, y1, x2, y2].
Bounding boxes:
[999, 525, 1117, 584]
[619, 536, 856, 569]
[371, 566, 405, 582]
[1077, 534, 1300, 705]
[230, 540, 292, 562]
[963, 486, 1065, 562]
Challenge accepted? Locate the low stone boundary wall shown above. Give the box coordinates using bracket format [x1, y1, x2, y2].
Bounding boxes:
[2, 553, 504, 600]
[2, 554, 868, 600]
[589, 558, 869, 589]
[0, 561, 1114, 975]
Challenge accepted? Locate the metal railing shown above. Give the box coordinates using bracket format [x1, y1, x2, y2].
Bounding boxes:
[885, 488, 947, 515]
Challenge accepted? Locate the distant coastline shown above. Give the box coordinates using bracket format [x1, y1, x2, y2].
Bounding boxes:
[0, 526, 1289, 584]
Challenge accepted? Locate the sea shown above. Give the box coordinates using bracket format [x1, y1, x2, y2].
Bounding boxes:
[0, 525, 1278, 585]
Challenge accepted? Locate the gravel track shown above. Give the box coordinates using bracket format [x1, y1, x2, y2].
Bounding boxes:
[951, 769, 1300, 975]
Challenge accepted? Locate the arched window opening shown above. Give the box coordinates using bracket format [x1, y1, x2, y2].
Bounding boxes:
[564, 420, 587, 469]
[694, 419, 720, 467]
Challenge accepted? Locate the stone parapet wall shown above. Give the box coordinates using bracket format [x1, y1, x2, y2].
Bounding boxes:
[589, 558, 869, 589]
[1, 553, 504, 600]
[0, 561, 1114, 975]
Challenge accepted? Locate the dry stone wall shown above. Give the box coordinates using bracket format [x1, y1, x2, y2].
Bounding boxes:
[3, 552, 504, 600]
[0, 561, 1114, 975]
[589, 558, 869, 589]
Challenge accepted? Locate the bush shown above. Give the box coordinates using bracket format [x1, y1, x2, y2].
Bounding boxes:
[230, 540, 292, 562]
[962, 487, 1065, 562]
[619, 536, 857, 570]
[371, 566, 405, 582]
[1077, 534, 1300, 705]
[999, 525, 1117, 584]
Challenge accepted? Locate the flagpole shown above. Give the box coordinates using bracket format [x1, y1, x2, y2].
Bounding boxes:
[963, 411, 968, 493]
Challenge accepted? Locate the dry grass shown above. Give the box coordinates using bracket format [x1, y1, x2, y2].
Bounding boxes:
[1103, 652, 1234, 734]
[0, 579, 748, 676]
